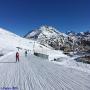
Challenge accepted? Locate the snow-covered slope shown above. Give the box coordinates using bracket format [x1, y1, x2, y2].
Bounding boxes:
[0, 52, 90, 90]
[0, 28, 34, 51]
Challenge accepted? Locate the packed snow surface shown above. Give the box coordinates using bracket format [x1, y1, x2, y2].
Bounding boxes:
[0, 51, 90, 90]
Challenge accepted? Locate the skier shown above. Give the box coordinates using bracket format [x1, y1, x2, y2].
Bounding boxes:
[25, 50, 27, 57]
[16, 52, 19, 62]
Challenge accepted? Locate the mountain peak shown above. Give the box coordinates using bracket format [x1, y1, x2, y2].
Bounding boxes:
[24, 25, 67, 49]
[40, 25, 57, 32]
[25, 25, 67, 39]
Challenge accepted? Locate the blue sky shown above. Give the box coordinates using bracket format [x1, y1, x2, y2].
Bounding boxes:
[0, 0, 90, 36]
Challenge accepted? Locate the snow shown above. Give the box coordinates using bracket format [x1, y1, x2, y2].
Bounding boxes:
[0, 51, 90, 90]
[0, 28, 67, 61]
[39, 26, 58, 37]
[0, 27, 90, 90]
[52, 54, 90, 74]
[38, 26, 67, 38]
[0, 28, 33, 51]
[25, 26, 67, 48]
[80, 32, 84, 35]
[33, 42, 68, 61]
[0, 28, 49, 54]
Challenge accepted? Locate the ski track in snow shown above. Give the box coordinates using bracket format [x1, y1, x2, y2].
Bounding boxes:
[0, 52, 90, 90]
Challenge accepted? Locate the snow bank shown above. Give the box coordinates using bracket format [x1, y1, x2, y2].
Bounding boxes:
[48, 50, 68, 61]
[53, 55, 90, 73]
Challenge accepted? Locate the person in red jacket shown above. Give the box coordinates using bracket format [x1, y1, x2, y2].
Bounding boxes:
[16, 52, 19, 62]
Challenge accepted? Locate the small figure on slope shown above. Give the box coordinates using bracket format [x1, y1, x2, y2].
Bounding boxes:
[25, 50, 27, 57]
[16, 52, 19, 62]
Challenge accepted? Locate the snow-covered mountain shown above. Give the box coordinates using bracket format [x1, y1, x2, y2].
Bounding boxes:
[67, 30, 90, 41]
[25, 26, 90, 52]
[25, 25, 67, 39]
[67, 31, 90, 45]
[25, 25, 67, 49]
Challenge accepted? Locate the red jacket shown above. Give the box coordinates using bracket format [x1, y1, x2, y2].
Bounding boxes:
[16, 52, 19, 57]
